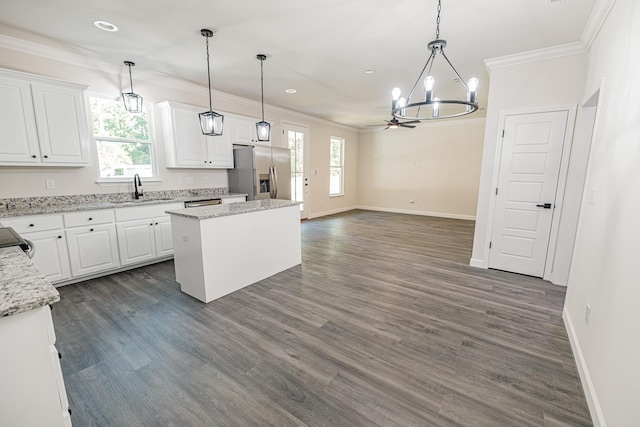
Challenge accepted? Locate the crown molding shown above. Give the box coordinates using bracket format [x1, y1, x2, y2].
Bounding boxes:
[0, 33, 358, 133]
[485, 0, 616, 71]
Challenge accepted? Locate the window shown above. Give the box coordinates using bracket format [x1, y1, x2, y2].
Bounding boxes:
[330, 137, 345, 196]
[90, 97, 155, 180]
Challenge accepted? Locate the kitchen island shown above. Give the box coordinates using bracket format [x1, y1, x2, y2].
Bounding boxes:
[166, 199, 301, 303]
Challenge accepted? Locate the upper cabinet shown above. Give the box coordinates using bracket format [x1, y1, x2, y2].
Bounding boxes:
[159, 101, 233, 169]
[0, 69, 90, 166]
[232, 116, 271, 147]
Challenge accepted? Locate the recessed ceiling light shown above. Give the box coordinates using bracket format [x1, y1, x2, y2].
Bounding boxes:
[285, 89, 296, 94]
[363, 69, 376, 75]
[94, 20, 118, 32]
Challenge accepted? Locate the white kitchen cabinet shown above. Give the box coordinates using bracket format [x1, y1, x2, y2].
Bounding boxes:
[116, 219, 157, 266]
[0, 76, 40, 163]
[231, 115, 271, 146]
[0, 306, 71, 427]
[0, 69, 90, 166]
[115, 202, 183, 265]
[154, 216, 175, 257]
[23, 230, 72, 283]
[1, 214, 71, 284]
[159, 101, 233, 168]
[65, 222, 119, 277]
[222, 196, 247, 204]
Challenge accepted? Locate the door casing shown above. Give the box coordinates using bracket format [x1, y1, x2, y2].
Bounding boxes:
[485, 105, 577, 281]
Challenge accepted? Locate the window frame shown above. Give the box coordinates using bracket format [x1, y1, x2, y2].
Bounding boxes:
[89, 95, 160, 184]
[329, 136, 345, 197]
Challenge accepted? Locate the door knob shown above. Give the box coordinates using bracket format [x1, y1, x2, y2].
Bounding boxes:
[536, 203, 552, 209]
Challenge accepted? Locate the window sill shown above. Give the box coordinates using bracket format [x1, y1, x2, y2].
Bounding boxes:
[330, 193, 344, 198]
[95, 178, 162, 186]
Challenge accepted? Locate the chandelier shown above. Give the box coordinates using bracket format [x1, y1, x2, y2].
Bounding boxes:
[391, 0, 478, 120]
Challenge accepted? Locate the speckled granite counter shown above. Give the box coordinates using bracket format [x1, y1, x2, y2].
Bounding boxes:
[166, 199, 300, 220]
[0, 247, 59, 317]
[0, 190, 247, 218]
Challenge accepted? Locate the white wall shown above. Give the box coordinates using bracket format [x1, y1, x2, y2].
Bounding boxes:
[470, 54, 588, 268]
[357, 118, 485, 219]
[564, 0, 640, 425]
[0, 40, 359, 219]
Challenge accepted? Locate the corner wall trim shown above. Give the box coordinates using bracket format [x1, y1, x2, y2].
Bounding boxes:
[469, 258, 487, 269]
[563, 308, 607, 427]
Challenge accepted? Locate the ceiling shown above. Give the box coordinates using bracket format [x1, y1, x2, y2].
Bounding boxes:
[0, 0, 596, 128]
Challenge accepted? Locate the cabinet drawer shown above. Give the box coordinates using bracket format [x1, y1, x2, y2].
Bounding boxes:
[1, 214, 63, 233]
[63, 209, 114, 227]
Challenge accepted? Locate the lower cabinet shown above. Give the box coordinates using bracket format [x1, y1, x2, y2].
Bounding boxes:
[25, 229, 72, 283]
[0, 214, 72, 284]
[65, 223, 120, 277]
[0, 305, 71, 427]
[116, 216, 174, 266]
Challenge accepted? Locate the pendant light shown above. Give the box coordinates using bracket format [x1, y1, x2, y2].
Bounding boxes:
[255, 54, 271, 142]
[391, 0, 478, 120]
[199, 29, 224, 136]
[122, 61, 143, 113]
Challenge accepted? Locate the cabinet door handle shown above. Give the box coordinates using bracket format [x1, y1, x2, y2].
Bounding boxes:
[43, 155, 48, 159]
[88, 217, 93, 221]
[29, 223, 34, 227]
[536, 203, 553, 209]
[89, 228, 94, 232]
[58, 352, 62, 359]
[155, 222, 158, 225]
[31, 155, 37, 158]
[58, 235, 62, 239]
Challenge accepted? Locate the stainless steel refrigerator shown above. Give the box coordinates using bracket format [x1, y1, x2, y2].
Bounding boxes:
[228, 145, 291, 201]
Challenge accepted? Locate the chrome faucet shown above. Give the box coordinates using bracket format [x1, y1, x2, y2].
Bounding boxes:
[134, 173, 143, 199]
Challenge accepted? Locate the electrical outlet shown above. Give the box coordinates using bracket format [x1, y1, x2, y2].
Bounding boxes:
[181, 234, 189, 243]
[186, 176, 194, 184]
[588, 188, 597, 205]
[45, 179, 55, 189]
[585, 304, 591, 324]
[178, 177, 184, 185]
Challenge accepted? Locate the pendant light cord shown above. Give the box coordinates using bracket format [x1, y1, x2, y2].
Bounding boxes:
[205, 34, 213, 111]
[435, 0, 441, 40]
[260, 57, 265, 122]
[128, 64, 134, 93]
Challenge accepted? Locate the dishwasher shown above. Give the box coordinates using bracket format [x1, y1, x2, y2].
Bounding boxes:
[183, 198, 222, 208]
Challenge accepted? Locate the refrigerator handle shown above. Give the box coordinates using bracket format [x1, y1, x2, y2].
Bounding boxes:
[270, 165, 278, 199]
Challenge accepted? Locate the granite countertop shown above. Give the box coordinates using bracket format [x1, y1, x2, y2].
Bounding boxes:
[0, 247, 59, 317]
[0, 193, 248, 218]
[167, 199, 300, 220]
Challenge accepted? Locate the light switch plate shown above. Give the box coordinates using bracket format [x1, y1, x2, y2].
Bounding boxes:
[45, 179, 55, 189]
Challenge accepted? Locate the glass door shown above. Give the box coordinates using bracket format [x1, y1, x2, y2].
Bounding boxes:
[284, 123, 308, 219]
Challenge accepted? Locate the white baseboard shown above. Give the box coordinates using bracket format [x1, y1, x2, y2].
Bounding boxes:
[307, 206, 356, 219]
[563, 308, 606, 427]
[354, 205, 476, 221]
[469, 258, 487, 268]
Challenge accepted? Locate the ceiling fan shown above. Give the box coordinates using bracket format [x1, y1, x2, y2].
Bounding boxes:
[367, 117, 420, 130]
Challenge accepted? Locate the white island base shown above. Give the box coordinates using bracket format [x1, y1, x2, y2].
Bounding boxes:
[168, 200, 301, 303]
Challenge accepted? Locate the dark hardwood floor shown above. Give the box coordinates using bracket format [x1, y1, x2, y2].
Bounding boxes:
[52, 210, 592, 426]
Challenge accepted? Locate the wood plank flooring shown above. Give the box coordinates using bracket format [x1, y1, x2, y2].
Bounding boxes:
[52, 210, 592, 426]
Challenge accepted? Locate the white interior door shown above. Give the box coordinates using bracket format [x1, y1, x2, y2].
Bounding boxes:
[283, 123, 309, 219]
[489, 110, 569, 277]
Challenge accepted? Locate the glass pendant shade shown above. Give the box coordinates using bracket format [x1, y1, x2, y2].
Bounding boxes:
[200, 29, 224, 136]
[122, 92, 143, 113]
[199, 110, 224, 136]
[122, 61, 143, 113]
[256, 120, 270, 141]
